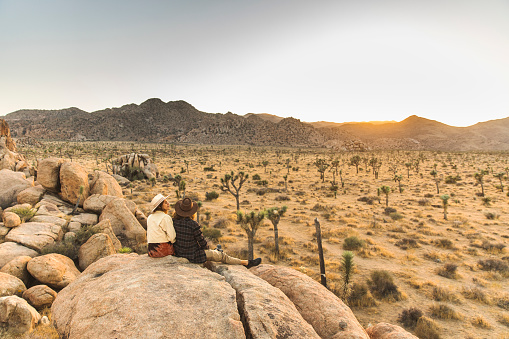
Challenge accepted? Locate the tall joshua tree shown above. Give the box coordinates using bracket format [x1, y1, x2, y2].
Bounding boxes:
[474, 169, 488, 197]
[350, 155, 361, 174]
[393, 175, 403, 193]
[262, 160, 269, 173]
[379, 185, 391, 207]
[221, 171, 248, 210]
[265, 206, 287, 259]
[430, 169, 440, 194]
[404, 162, 412, 178]
[314, 158, 329, 182]
[494, 172, 505, 192]
[440, 194, 450, 220]
[237, 210, 266, 260]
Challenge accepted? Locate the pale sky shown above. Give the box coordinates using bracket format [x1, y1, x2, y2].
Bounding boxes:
[1, 0, 508, 127]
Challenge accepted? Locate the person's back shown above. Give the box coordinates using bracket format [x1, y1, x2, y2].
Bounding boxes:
[172, 216, 207, 264]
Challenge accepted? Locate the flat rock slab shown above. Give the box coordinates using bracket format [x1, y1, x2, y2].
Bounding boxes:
[71, 213, 98, 226]
[213, 264, 320, 339]
[251, 264, 369, 339]
[0, 242, 38, 269]
[5, 222, 62, 252]
[52, 254, 245, 339]
[31, 215, 67, 227]
[35, 202, 65, 217]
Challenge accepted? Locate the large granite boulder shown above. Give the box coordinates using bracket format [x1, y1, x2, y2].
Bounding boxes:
[22, 285, 58, 310]
[17, 185, 46, 206]
[0, 256, 33, 286]
[251, 264, 369, 339]
[89, 170, 123, 197]
[99, 198, 146, 248]
[91, 219, 122, 251]
[59, 161, 90, 206]
[0, 242, 38, 269]
[78, 233, 116, 270]
[27, 254, 81, 290]
[366, 323, 419, 339]
[0, 169, 33, 209]
[0, 272, 26, 297]
[2, 211, 21, 228]
[5, 222, 63, 252]
[37, 157, 65, 192]
[0, 295, 41, 335]
[51, 254, 245, 339]
[213, 264, 320, 338]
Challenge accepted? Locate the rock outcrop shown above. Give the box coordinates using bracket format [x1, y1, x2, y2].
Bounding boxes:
[251, 264, 369, 339]
[0, 256, 33, 286]
[0, 272, 26, 297]
[78, 233, 116, 270]
[0, 295, 41, 335]
[89, 170, 123, 197]
[22, 285, 58, 310]
[27, 254, 81, 290]
[0, 169, 33, 209]
[5, 222, 63, 252]
[59, 161, 90, 206]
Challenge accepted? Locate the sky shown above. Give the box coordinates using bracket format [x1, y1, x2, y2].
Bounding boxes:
[1, 0, 508, 127]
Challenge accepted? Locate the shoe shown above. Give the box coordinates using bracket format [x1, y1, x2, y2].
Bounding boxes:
[246, 258, 262, 269]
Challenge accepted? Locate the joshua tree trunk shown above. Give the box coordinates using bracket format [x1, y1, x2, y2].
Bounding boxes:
[247, 233, 254, 260]
[274, 224, 280, 258]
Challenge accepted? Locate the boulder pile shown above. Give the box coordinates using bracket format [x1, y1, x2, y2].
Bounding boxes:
[110, 153, 159, 180]
[0, 119, 31, 176]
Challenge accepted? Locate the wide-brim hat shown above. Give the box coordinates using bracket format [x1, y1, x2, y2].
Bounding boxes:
[174, 197, 199, 217]
[150, 193, 170, 213]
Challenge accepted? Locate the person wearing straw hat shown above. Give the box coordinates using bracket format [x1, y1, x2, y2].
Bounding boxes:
[147, 193, 176, 258]
[173, 197, 261, 268]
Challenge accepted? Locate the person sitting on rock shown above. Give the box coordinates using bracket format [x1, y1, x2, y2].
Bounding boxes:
[147, 194, 176, 258]
[172, 197, 261, 268]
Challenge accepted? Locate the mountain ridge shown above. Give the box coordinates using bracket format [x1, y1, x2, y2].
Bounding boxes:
[2, 99, 509, 151]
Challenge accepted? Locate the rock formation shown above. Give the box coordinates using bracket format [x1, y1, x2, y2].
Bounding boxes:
[110, 153, 159, 180]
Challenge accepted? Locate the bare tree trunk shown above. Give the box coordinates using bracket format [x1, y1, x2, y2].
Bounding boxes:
[274, 223, 280, 259]
[248, 233, 254, 260]
[314, 218, 327, 287]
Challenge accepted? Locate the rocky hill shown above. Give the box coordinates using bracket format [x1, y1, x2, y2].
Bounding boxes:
[3, 99, 509, 151]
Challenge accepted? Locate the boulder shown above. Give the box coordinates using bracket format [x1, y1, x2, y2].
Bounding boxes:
[31, 215, 67, 227]
[22, 285, 58, 310]
[51, 254, 245, 339]
[0, 169, 33, 209]
[78, 233, 116, 270]
[39, 193, 75, 214]
[135, 209, 148, 230]
[251, 265, 369, 339]
[0, 256, 33, 286]
[213, 264, 320, 338]
[71, 213, 98, 226]
[2, 211, 21, 228]
[0, 224, 9, 237]
[68, 221, 81, 233]
[83, 194, 117, 214]
[36, 157, 65, 192]
[0, 242, 38, 270]
[27, 253, 81, 290]
[0, 295, 41, 335]
[366, 323, 419, 339]
[17, 185, 46, 206]
[0, 272, 26, 297]
[0, 144, 17, 171]
[5, 222, 63, 252]
[89, 170, 123, 197]
[99, 198, 146, 248]
[59, 161, 90, 206]
[90, 219, 122, 251]
[35, 201, 65, 217]
[111, 174, 130, 186]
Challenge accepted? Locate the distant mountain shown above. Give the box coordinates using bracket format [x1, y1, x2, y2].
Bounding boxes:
[3, 100, 509, 151]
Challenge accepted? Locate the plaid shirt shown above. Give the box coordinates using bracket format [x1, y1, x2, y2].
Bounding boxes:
[172, 217, 209, 263]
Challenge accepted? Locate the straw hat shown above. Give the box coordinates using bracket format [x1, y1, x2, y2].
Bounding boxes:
[150, 194, 170, 213]
[174, 197, 199, 217]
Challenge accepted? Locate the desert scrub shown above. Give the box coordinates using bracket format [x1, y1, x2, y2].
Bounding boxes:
[484, 212, 499, 220]
[212, 217, 231, 229]
[8, 206, 36, 222]
[205, 191, 219, 201]
[434, 238, 455, 249]
[429, 303, 462, 320]
[478, 258, 509, 275]
[471, 315, 491, 329]
[118, 247, 133, 253]
[480, 240, 506, 254]
[202, 227, 222, 241]
[347, 283, 378, 307]
[367, 270, 405, 301]
[437, 263, 459, 279]
[395, 238, 420, 249]
[461, 285, 491, 304]
[41, 225, 100, 260]
[398, 307, 423, 329]
[414, 316, 441, 339]
[343, 236, 365, 250]
[431, 286, 461, 303]
[499, 313, 509, 327]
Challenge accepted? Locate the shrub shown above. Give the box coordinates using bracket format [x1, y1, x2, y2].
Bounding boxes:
[478, 259, 509, 274]
[384, 207, 397, 215]
[437, 264, 458, 279]
[395, 238, 420, 249]
[461, 285, 491, 304]
[398, 307, 423, 328]
[74, 225, 101, 247]
[213, 217, 231, 229]
[119, 247, 133, 253]
[414, 316, 440, 339]
[389, 212, 403, 220]
[8, 206, 36, 223]
[41, 239, 78, 260]
[252, 174, 261, 180]
[357, 196, 380, 205]
[343, 236, 365, 250]
[496, 294, 509, 310]
[202, 227, 222, 240]
[275, 195, 290, 201]
[367, 270, 404, 301]
[429, 303, 462, 320]
[255, 180, 268, 186]
[480, 240, 506, 253]
[434, 239, 454, 249]
[444, 175, 461, 184]
[203, 165, 216, 171]
[484, 212, 499, 220]
[431, 286, 460, 303]
[205, 191, 219, 201]
[471, 315, 491, 329]
[418, 198, 431, 206]
[347, 283, 378, 307]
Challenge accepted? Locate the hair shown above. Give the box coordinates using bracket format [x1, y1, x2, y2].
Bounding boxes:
[172, 211, 196, 220]
[153, 204, 165, 212]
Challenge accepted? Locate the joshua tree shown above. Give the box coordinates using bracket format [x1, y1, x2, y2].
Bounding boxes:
[221, 171, 248, 210]
[339, 169, 345, 188]
[196, 201, 203, 223]
[237, 210, 266, 260]
[393, 175, 403, 193]
[314, 158, 329, 182]
[184, 160, 189, 173]
[404, 162, 412, 178]
[265, 206, 287, 259]
[494, 172, 505, 192]
[440, 194, 450, 220]
[474, 169, 488, 197]
[330, 160, 340, 184]
[430, 169, 440, 194]
[330, 182, 339, 198]
[285, 158, 291, 174]
[369, 157, 381, 179]
[283, 175, 288, 191]
[379, 185, 391, 207]
[350, 155, 361, 174]
[341, 251, 355, 300]
[262, 160, 269, 173]
[414, 159, 421, 175]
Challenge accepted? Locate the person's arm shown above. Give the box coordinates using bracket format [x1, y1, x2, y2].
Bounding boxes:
[192, 220, 208, 249]
[161, 215, 176, 243]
